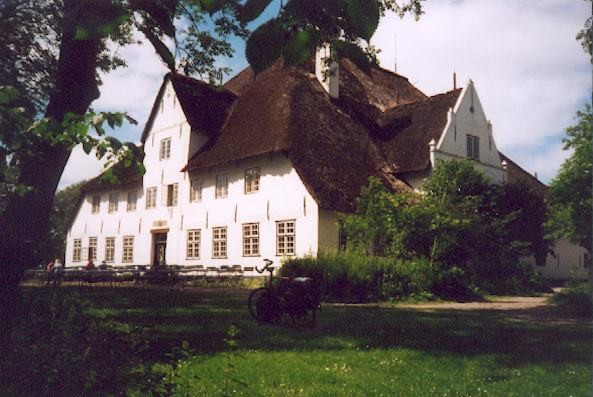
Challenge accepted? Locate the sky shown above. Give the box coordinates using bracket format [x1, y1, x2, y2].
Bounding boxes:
[58, 0, 592, 188]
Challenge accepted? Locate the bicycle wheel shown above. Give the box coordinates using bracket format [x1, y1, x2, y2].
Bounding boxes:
[248, 287, 282, 323]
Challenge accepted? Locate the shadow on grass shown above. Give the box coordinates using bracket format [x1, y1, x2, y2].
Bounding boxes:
[45, 285, 590, 371]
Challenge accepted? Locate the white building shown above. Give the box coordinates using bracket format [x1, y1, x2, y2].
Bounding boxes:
[65, 53, 588, 279]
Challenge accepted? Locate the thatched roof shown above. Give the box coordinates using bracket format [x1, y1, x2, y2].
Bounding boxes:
[81, 161, 143, 194]
[499, 152, 548, 196]
[184, 60, 409, 212]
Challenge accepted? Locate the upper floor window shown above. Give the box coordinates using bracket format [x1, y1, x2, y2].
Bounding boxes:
[467, 134, 480, 161]
[127, 191, 137, 212]
[276, 220, 295, 256]
[108, 192, 119, 213]
[159, 138, 171, 160]
[91, 195, 101, 214]
[190, 179, 202, 203]
[72, 239, 82, 262]
[163, 183, 178, 206]
[215, 173, 229, 199]
[212, 227, 227, 258]
[245, 167, 260, 194]
[146, 187, 157, 209]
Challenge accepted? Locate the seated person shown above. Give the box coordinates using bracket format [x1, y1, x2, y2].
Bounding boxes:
[85, 260, 96, 270]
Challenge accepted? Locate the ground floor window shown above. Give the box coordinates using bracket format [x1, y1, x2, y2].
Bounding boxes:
[88, 237, 97, 261]
[73, 239, 81, 262]
[276, 220, 295, 256]
[212, 227, 227, 258]
[186, 229, 201, 259]
[243, 223, 260, 256]
[122, 236, 134, 263]
[105, 237, 115, 262]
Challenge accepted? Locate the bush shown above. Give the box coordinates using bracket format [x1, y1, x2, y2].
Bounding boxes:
[280, 251, 437, 303]
[548, 281, 592, 317]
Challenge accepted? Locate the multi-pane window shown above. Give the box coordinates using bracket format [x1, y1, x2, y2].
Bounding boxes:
[162, 183, 178, 206]
[127, 191, 137, 212]
[122, 236, 134, 263]
[212, 227, 227, 258]
[88, 237, 97, 261]
[105, 237, 115, 262]
[190, 179, 202, 202]
[276, 220, 295, 256]
[73, 239, 82, 262]
[243, 223, 260, 256]
[466, 134, 480, 161]
[186, 229, 201, 259]
[92, 195, 101, 214]
[244, 167, 260, 194]
[108, 192, 119, 213]
[146, 187, 157, 209]
[215, 173, 229, 198]
[159, 138, 171, 160]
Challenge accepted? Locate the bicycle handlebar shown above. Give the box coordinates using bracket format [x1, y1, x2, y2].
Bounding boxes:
[255, 259, 273, 274]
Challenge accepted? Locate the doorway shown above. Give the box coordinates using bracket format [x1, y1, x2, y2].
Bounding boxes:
[152, 233, 168, 266]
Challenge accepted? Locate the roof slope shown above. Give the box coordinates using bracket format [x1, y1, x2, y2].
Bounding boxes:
[499, 152, 548, 196]
[373, 89, 462, 173]
[185, 60, 409, 212]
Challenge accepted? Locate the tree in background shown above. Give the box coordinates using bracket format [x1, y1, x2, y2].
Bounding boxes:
[576, 0, 592, 62]
[546, 103, 592, 257]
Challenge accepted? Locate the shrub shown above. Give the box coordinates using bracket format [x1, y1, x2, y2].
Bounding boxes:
[548, 281, 592, 317]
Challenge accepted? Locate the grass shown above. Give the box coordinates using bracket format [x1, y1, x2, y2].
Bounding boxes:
[17, 286, 593, 396]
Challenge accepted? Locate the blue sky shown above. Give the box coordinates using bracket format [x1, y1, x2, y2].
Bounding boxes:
[59, 0, 592, 188]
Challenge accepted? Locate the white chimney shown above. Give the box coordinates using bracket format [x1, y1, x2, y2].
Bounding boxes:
[315, 43, 339, 99]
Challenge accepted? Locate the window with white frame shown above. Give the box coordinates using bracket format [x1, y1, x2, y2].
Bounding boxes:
[215, 173, 229, 198]
[105, 237, 115, 262]
[162, 183, 178, 206]
[127, 191, 137, 212]
[88, 237, 97, 261]
[122, 236, 134, 263]
[91, 195, 101, 214]
[146, 187, 157, 209]
[186, 229, 201, 259]
[243, 223, 260, 256]
[212, 227, 227, 258]
[159, 138, 171, 160]
[244, 167, 260, 194]
[276, 220, 295, 256]
[466, 134, 480, 161]
[190, 179, 202, 202]
[73, 239, 82, 262]
[108, 192, 119, 213]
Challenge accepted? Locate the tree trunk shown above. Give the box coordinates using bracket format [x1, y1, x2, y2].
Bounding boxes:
[0, 0, 101, 358]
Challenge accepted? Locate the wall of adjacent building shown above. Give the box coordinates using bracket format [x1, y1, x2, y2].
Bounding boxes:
[528, 239, 590, 280]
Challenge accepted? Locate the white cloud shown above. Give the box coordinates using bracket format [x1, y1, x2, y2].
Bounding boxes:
[372, 0, 591, 182]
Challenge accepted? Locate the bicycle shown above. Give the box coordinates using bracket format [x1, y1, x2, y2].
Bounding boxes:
[247, 259, 320, 328]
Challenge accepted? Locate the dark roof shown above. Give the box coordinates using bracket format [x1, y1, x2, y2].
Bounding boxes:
[81, 161, 144, 194]
[499, 152, 548, 197]
[184, 60, 409, 212]
[374, 89, 462, 174]
[141, 73, 236, 143]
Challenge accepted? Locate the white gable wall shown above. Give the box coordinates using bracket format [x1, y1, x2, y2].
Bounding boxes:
[435, 81, 505, 183]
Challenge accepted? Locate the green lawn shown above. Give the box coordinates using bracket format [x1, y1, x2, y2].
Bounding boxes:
[13, 286, 593, 396]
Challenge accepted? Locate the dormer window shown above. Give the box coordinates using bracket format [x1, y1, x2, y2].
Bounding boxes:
[215, 173, 229, 198]
[108, 192, 118, 213]
[190, 179, 202, 202]
[245, 167, 260, 194]
[91, 195, 101, 214]
[466, 134, 480, 161]
[159, 138, 171, 160]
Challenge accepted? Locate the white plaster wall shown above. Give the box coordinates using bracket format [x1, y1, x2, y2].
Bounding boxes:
[435, 81, 506, 183]
[530, 239, 590, 280]
[318, 209, 340, 252]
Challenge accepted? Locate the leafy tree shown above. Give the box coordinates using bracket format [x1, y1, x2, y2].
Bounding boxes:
[576, 0, 592, 62]
[546, 103, 592, 254]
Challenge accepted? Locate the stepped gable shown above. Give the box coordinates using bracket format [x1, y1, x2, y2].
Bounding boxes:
[499, 152, 548, 196]
[373, 89, 462, 174]
[141, 73, 236, 143]
[184, 60, 409, 212]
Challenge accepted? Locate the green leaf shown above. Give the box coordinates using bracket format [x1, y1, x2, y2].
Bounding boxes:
[284, 30, 321, 66]
[198, 0, 226, 14]
[82, 141, 93, 155]
[238, 0, 274, 23]
[0, 86, 19, 104]
[332, 39, 371, 73]
[105, 136, 123, 152]
[75, 3, 130, 40]
[245, 19, 285, 75]
[344, 0, 380, 41]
